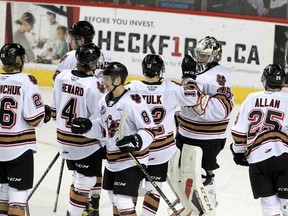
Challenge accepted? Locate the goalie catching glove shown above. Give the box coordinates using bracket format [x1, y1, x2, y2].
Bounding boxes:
[71, 117, 92, 134]
[116, 134, 143, 153]
[230, 143, 249, 166]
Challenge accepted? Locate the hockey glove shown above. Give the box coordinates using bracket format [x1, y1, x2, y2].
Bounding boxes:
[44, 105, 52, 123]
[116, 134, 143, 153]
[71, 118, 92, 134]
[230, 143, 249, 166]
[181, 55, 197, 79]
[192, 94, 211, 115]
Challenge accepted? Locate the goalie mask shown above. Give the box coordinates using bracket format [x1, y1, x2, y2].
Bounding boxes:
[68, 21, 95, 44]
[0, 43, 28, 66]
[261, 64, 286, 90]
[142, 54, 165, 79]
[75, 43, 101, 70]
[193, 36, 222, 74]
[102, 62, 128, 85]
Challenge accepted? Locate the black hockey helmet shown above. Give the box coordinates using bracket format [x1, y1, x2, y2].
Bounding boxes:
[0, 43, 28, 65]
[69, 21, 95, 43]
[142, 54, 165, 78]
[102, 62, 128, 84]
[181, 54, 197, 79]
[75, 43, 101, 70]
[193, 36, 222, 74]
[261, 64, 286, 90]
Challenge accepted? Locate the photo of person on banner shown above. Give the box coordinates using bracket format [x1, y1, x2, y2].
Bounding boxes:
[13, 12, 36, 63]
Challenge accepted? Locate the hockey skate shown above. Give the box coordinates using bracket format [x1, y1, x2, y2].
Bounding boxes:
[82, 194, 100, 216]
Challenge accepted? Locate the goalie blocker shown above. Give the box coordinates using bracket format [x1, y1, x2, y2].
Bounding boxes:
[167, 144, 215, 216]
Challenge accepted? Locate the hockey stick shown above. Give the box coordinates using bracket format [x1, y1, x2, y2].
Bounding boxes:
[53, 158, 65, 213]
[26, 152, 60, 215]
[119, 112, 181, 216]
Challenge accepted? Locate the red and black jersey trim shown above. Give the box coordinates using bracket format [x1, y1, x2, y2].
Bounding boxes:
[0, 129, 36, 146]
[25, 114, 44, 127]
[150, 133, 174, 151]
[178, 115, 229, 135]
[214, 93, 233, 118]
[231, 131, 247, 145]
[57, 129, 100, 146]
[107, 147, 149, 163]
[246, 130, 288, 157]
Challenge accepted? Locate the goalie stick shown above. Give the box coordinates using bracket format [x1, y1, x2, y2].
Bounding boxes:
[119, 112, 182, 216]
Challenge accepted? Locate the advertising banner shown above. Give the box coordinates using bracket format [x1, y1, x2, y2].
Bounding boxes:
[79, 6, 283, 88]
[1, 2, 288, 90]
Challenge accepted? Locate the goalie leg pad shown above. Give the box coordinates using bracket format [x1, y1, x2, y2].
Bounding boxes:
[167, 149, 193, 215]
[261, 195, 281, 216]
[181, 145, 215, 214]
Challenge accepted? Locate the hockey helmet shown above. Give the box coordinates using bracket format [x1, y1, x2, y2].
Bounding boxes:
[69, 21, 95, 43]
[142, 54, 165, 78]
[261, 64, 286, 90]
[102, 62, 128, 84]
[0, 43, 28, 65]
[193, 36, 222, 74]
[75, 43, 101, 70]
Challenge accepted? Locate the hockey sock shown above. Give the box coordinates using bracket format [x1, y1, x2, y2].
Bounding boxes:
[140, 191, 160, 216]
[7, 204, 25, 216]
[69, 188, 89, 216]
[113, 205, 120, 216]
[89, 177, 102, 197]
[0, 202, 8, 215]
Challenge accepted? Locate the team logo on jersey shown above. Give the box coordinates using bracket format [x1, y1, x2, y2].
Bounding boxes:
[216, 74, 226, 86]
[105, 115, 120, 138]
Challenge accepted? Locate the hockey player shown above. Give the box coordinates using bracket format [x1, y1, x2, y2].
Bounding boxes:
[176, 36, 234, 209]
[231, 64, 288, 216]
[50, 43, 105, 216]
[0, 43, 50, 216]
[70, 61, 205, 216]
[53, 20, 111, 215]
[125, 54, 210, 216]
[53, 20, 112, 80]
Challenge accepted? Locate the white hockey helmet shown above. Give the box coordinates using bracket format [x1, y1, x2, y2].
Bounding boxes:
[193, 36, 222, 74]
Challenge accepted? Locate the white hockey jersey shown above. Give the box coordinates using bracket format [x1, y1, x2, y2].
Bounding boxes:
[0, 72, 45, 161]
[51, 69, 106, 160]
[126, 80, 204, 165]
[53, 50, 112, 81]
[178, 64, 234, 140]
[86, 89, 157, 172]
[231, 90, 288, 164]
